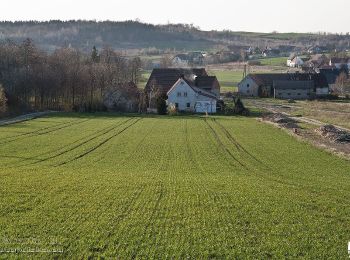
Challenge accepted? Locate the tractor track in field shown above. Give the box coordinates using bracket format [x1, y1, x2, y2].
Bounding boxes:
[36, 119, 91, 135]
[105, 185, 146, 243]
[1, 118, 132, 168]
[16, 118, 134, 167]
[203, 118, 247, 169]
[0, 119, 76, 142]
[0, 118, 90, 145]
[32, 119, 131, 159]
[114, 120, 156, 167]
[56, 118, 142, 166]
[130, 181, 165, 259]
[211, 118, 267, 167]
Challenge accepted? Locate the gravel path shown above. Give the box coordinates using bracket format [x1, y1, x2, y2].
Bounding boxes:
[0, 111, 57, 126]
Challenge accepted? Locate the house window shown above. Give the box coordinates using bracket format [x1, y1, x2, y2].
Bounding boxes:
[247, 84, 250, 87]
[175, 103, 179, 108]
[177, 92, 181, 97]
[297, 93, 301, 96]
[184, 92, 188, 97]
[288, 93, 291, 96]
[187, 103, 190, 108]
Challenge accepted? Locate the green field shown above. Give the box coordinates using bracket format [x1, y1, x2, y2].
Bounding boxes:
[257, 56, 288, 66]
[0, 114, 350, 258]
[211, 71, 243, 92]
[138, 71, 151, 88]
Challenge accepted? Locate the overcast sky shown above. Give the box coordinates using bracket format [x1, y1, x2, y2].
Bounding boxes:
[3, 0, 349, 33]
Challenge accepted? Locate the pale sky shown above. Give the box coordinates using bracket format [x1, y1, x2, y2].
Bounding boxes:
[2, 0, 350, 33]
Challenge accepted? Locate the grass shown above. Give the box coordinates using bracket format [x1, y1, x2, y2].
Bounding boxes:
[292, 101, 350, 129]
[138, 71, 151, 88]
[245, 98, 350, 129]
[0, 113, 349, 258]
[210, 70, 243, 92]
[257, 56, 289, 66]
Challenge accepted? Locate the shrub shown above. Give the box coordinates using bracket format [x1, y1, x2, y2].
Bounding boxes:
[0, 86, 8, 115]
[233, 98, 246, 114]
[167, 104, 178, 115]
[248, 60, 261, 66]
[156, 93, 167, 115]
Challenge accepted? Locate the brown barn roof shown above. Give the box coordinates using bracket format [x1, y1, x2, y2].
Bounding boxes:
[248, 73, 328, 88]
[195, 76, 218, 87]
[145, 68, 220, 93]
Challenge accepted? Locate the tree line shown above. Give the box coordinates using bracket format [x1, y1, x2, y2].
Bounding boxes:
[0, 39, 142, 114]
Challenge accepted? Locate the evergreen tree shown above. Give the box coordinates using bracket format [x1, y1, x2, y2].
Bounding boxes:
[0, 85, 7, 115]
[91, 46, 99, 63]
[156, 94, 167, 115]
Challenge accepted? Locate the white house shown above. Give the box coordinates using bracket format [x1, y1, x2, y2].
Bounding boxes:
[287, 56, 304, 68]
[167, 78, 217, 113]
[172, 54, 190, 67]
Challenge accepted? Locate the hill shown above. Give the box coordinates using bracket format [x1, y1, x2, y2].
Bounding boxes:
[1, 20, 350, 52]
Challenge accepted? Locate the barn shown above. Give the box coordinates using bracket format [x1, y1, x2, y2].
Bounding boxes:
[238, 73, 329, 99]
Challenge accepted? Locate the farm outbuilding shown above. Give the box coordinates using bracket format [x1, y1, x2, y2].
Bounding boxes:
[238, 73, 329, 99]
[273, 80, 313, 99]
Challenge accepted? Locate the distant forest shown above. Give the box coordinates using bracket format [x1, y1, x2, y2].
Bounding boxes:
[1, 20, 350, 52]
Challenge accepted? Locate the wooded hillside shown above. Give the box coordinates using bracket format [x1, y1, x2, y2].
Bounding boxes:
[1, 20, 350, 52]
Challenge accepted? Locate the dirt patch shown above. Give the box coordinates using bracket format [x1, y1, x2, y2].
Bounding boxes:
[299, 129, 350, 160]
[315, 125, 350, 143]
[262, 113, 300, 129]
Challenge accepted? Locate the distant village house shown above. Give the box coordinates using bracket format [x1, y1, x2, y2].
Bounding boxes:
[287, 54, 304, 68]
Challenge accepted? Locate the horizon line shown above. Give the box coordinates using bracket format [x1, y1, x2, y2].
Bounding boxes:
[0, 19, 348, 35]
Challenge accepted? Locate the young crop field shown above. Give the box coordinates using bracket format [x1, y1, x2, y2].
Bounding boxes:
[0, 114, 349, 258]
[257, 56, 289, 66]
[211, 70, 243, 92]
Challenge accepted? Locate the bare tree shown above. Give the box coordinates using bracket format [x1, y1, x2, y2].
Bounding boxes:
[334, 72, 349, 95]
[160, 55, 173, 68]
[0, 39, 145, 113]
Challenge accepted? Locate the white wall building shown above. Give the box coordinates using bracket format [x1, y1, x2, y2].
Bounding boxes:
[172, 55, 189, 67]
[238, 76, 260, 97]
[287, 56, 304, 68]
[167, 78, 217, 113]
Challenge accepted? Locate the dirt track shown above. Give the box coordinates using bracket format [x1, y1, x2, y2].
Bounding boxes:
[247, 99, 350, 132]
[0, 111, 57, 126]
